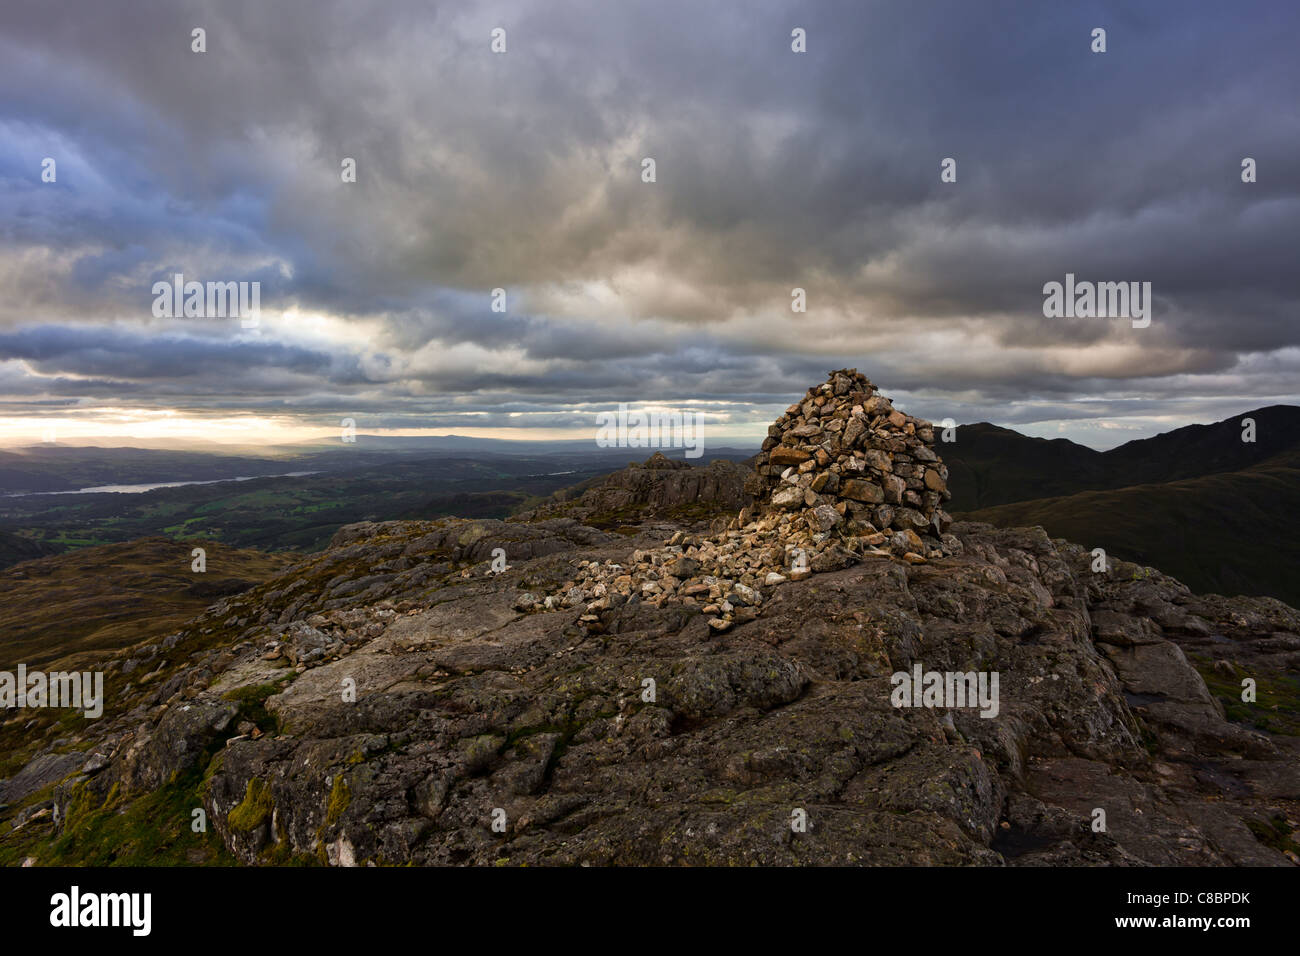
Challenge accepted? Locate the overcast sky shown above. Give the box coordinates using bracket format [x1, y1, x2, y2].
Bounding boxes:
[1, 0, 1297, 449]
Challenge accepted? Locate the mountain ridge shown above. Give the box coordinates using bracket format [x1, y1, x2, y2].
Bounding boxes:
[944, 404, 1300, 512]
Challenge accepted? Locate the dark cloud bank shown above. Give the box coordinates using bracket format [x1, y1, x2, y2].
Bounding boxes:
[1, 0, 1297, 446]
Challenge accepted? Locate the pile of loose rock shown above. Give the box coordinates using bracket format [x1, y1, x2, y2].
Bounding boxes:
[534, 371, 956, 632]
[745, 368, 952, 549]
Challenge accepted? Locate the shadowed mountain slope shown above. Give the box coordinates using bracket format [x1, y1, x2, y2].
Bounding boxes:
[965, 446, 1300, 607]
[513, 452, 752, 530]
[0, 530, 56, 570]
[944, 405, 1300, 512]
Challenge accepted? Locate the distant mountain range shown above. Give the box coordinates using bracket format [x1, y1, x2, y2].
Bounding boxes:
[0, 447, 295, 495]
[0, 444, 758, 568]
[3, 407, 1298, 606]
[947, 405, 1300, 605]
[0, 441, 760, 495]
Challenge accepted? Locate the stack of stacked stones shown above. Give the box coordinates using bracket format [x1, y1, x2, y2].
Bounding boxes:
[532, 371, 954, 633]
[744, 368, 952, 558]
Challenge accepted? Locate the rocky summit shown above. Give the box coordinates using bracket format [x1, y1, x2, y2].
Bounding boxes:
[534, 372, 959, 636]
[2, 377, 1298, 868]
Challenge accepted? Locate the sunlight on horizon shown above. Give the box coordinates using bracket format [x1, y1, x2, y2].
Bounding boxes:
[0, 411, 774, 449]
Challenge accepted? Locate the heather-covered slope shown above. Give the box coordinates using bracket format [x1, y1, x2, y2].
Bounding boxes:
[965, 447, 1300, 607]
[0, 530, 56, 571]
[0, 538, 295, 672]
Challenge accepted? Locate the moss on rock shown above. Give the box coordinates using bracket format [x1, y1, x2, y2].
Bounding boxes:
[228, 777, 274, 832]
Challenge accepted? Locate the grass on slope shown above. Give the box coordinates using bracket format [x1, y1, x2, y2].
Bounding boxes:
[962, 449, 1300, 606]
[0, 537, 297, 670]
[0, 765, 238, 867]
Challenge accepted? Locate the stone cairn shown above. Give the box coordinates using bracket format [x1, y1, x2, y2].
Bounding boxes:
[532, 370, 954, 633]
[746, 367, 952, 546]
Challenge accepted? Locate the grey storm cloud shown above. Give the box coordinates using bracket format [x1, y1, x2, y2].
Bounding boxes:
[0, 324, 357, 390]
[0, 0, 1298, 443]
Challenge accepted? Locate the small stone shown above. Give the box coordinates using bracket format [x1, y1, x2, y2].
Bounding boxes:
[883, 474, 906, 504]
[770, 446, 812, 466]
[811, 503, 841, 531]
[665, 556, 701, 577]
[840, 479, 885, 504]
[728, 584, 758, 606]
[771, 486, 804, 510]
[865, 395, 892, 415]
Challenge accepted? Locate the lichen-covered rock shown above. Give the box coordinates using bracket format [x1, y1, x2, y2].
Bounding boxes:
[174, 519, 1291, 867]
[515, 452, 752, 526]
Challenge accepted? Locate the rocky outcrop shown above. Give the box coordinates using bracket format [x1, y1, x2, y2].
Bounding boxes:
[3, 511, 1289, 867]
[3, 377, 1297, 868]
[515, 452, 751, 527]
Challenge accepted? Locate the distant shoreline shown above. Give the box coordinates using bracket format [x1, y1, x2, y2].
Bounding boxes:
[2, 471, 320, 498]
